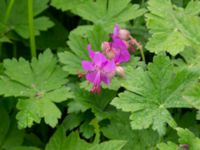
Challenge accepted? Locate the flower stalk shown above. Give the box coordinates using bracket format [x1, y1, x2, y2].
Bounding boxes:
[28, 0, 36, 57]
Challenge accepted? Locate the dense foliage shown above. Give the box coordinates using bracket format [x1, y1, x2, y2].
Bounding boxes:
[1, 0, 200, 149]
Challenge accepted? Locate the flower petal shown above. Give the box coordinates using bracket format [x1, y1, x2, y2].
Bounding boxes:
[103, 60, 116, 73]
[101, 75, 110, 85]
[112, 24, 120, 39]
[112, 38, 127, 50]
[87, 44, 95, 59]
[93, 52, 107, 66]
[111, 38, 130, 64]
[86, 71, 101, 85]
[81, 60, 94, 71]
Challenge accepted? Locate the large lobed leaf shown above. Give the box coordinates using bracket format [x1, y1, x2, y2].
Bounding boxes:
[111, 54, 200, 135]
[146, 0, 200, 55]
[0, 50, 73, 128]
[51, 0, 146, 29]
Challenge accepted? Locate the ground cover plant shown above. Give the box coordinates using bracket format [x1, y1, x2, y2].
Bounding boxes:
[1, 0, 200, 149]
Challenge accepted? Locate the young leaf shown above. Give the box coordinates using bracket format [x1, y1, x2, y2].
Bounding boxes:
[146, 0, 200, 55]
[0, 50, 73, 128]
[45, 125, 126, 150]
[111, 55, 199, 135]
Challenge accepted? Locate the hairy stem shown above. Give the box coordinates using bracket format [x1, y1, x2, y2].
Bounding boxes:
[28, 0, 36, 57]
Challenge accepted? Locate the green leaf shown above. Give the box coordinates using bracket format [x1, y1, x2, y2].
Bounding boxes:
[157, 142, 178, 150]
[183, 84, 200, 110]
[102, 112, 159, 150]
[0, 105, 25, 149]
[0, 50, 73, 128]
[111, 55, 199, 135]
[146, 0, 200, 55]
[0, 105, 10, 147]
[51, 0, 89, 11]
[73, 0, 146, 28]
[36, 20, 68, 49]
[177, 127, 200, 149]
[88, 140, 126, 150]
[9, 146, 41, 150]
[58, 25, 109, 75]
[45, 126, 66, 150]
[0, 0, 54, 39]
[158, 128, 200, 150]
[46, 125, 126, 150]
[73, 87, 117, 120]
[62, 113, 85, 130]
[80, 121, 95, 139]
[184, 0, 200, 15]
[14, 16, 54, 39]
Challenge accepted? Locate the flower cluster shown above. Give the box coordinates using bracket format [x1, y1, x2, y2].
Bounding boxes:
[81, 25, 141, 94]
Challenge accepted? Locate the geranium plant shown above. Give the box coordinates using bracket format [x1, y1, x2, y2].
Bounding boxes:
[0, 0, 200, 150]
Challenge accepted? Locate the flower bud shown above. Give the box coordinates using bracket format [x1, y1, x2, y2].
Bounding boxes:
[116, 66, 125, 77]
[180, 144, 189, 150]
[101, 42, 116, 59]
[119, 29, 130, 41]
[101, 42, 110, 52]
[106, 50, 116, 59]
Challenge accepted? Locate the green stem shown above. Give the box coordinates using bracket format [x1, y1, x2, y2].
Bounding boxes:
[4, 0, 15, 23]
[139, 46, 146, 63]
[28, 0, 36, 57]
[90, 119, 100, 144]
[141, 0, 145, 6]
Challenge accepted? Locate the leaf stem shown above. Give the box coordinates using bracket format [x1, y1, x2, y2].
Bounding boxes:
[1, 0, 15, 60]
[4, 0, 15, 23]
[129, 36, 146, 63]
[28, 0, 36, 57]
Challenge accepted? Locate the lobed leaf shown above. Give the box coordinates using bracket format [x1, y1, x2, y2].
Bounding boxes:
[146, 0, 200, 55]
[111, 54, 199, 135]
[0, 50, 73, 128]
[45, 125, 126, 150]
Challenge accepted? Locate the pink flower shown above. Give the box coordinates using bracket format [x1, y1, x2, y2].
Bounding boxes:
[82, 45, 116, 93]
[112, 24, 130, 41]
[110, 38, 130, 64]
[102, 25, 130, 65]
